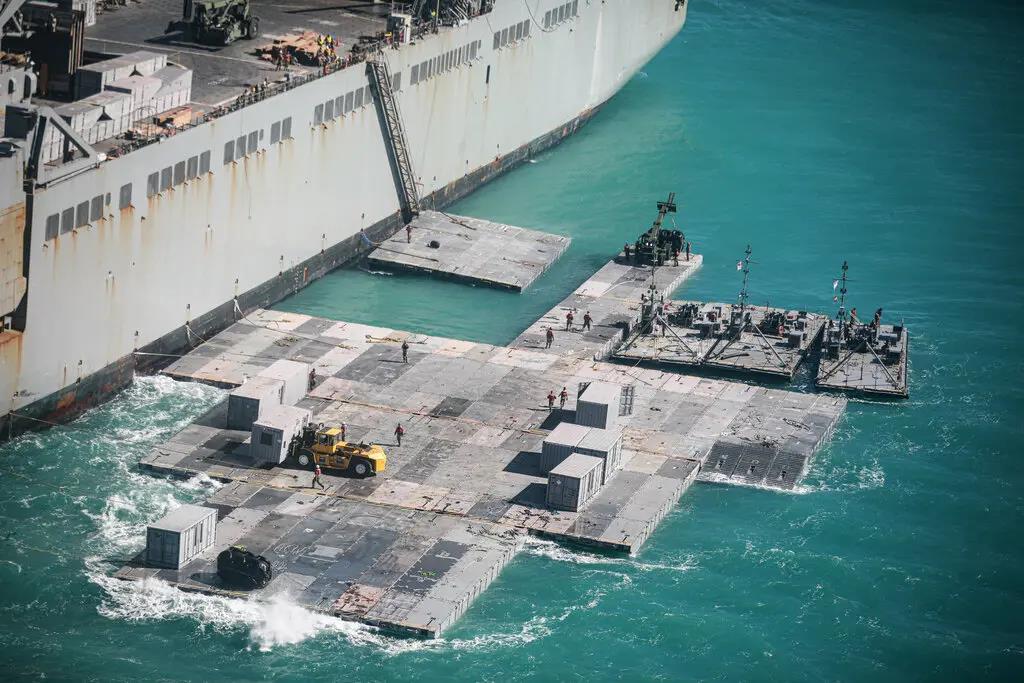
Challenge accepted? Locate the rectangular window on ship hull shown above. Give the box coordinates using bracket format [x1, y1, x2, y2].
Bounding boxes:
[119, 183, 132, 209]
[147, 172, 159, 196]
[45, 213, 59, 240]
[199, 150, 211, 174]
[223, 141, 234, 166]
[90, 195, 103, 221]
[544, 10, 551, 28]
[247, 131, 258, 153]
[61, 208, 74, 234]
[573, 0, 578, 16]
[493, 32, 500, 50]
[313, 103, 324, 125]
[75, 201, 89, 228]
[173, 161, 185, 185]
[160, 167, 172, 192]
[186, 156, 198, 179]
[345, 91, 354, 113]
[324, 99, 334, 120]
[334, 95, 343, 115]
[270, 121, 280, 145]
[524, 21, 530, 38]
[282, 117, 292, 139]
[411, 64, 419, 85]
[235, 136, 246, 159]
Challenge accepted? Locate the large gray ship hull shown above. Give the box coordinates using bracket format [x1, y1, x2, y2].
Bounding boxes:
[1, 1, 687, 435]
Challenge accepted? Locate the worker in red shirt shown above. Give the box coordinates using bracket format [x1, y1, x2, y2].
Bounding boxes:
[312, 464, 325, 490]
[565, 310, 574, 331]
[547, 390, 556, 410]
[394, 423, 405, 446]
[582, 311, 592, 331]
[559, 387, 569, 410]
[545, 327, 554, 349]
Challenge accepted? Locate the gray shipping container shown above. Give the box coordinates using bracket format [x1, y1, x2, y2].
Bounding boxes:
[540, 422, 591, 474]
[257, 359, 311, 407]
[546, 453, 604, 512]
[227, 376, 284, 431]
[575, 382, 621, 430]
[145, 504, 217, 570]
[250, 404, 312, 466]
[576, 426, 624, 484]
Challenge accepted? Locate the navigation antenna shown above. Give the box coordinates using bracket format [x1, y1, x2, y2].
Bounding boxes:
[736, 244, 754, 330]
[835, 260, 849, 323]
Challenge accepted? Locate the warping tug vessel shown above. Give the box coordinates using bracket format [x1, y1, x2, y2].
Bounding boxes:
[0, 0, 688, 435]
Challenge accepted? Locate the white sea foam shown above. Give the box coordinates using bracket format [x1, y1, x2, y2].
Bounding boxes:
[523, 538, 697, 574]
[699, 471, 816, 495]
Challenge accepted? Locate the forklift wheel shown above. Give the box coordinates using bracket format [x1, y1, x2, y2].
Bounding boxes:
[297, 453, 310, 467]
[351, 459, 371, 478]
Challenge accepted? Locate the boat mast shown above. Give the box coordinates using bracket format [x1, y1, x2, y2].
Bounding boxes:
[836, 260, 849, 323]
[737, 244, 753, 325]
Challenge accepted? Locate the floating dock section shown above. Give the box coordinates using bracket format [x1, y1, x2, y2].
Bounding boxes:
[615, 302, 827, 379]
[366, 211, 571, 291]
[816, 322, 909, 398]
[116, 252, 845, 637]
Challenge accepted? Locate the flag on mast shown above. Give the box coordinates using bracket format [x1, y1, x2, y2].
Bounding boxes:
[832, 279, 839, 290]
[736, 260, 743, 271]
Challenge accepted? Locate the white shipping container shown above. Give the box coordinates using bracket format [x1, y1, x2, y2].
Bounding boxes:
[546, 453, 604, 512]
[145, 504, 217, 570]
[257, 359, 311, 407]
[540, 422, 591, 473]
[576, 426, 624, 484]
[575, 382, 621, 430]
[250, 404, 312, 466]
[227, 376, 284, 431]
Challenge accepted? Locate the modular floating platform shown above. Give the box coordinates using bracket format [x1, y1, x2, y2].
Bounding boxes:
[366, 211, 571, 291]
[115, 248, 846, 638]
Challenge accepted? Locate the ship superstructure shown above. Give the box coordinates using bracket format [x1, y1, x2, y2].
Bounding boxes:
[0, 0, 687, 434]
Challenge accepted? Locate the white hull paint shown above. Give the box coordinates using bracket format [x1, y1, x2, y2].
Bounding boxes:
[3, 0, 687, 423]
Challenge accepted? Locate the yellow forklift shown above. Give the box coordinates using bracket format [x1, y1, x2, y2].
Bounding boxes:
[292, 424, 387, 478]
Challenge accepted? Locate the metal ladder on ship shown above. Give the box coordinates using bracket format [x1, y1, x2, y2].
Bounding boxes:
[368, 51, 421, 222]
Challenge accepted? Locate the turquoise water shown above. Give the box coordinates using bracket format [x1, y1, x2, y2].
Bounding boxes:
[3, 0, 1023, 679]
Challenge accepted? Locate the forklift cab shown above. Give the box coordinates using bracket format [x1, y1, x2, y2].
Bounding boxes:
[314, 427, 342, 453]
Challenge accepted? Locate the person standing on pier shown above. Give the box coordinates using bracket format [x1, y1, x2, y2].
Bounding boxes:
[406, 225, 412, 243]
[850, 307, 860, 325]
[312, 464, 325, 490]
[685, 241, 691, 262]
[547, 390, 556, 410]
[673, 248, 680, 267]
[308, 368, 316, 391]
[559, 387, 569, 410]
[394, 423, 405, 446]
[623, 243, 631, 261]
[582, 311, 592, 331]
[545, 327, 554, 349]
[401, 340, 409, 363]
[565, 310, 574, 331]
[340, 422, 346, 442]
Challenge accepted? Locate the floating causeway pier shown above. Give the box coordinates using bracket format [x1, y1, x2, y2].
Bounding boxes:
[116, 249, 845, 637]
[367, 211, 571, 291]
